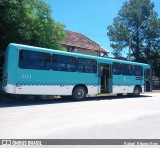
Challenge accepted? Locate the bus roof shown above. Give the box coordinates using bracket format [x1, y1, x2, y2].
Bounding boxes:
[8, 43, 150, 67]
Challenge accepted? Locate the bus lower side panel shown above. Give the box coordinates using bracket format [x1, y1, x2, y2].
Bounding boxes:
[112, 85, 144, 94]
[3, 84, 99, 95]
[4, 84, 145, 95]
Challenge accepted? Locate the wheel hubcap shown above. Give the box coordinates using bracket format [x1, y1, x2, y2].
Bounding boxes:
[77, 89, 84, 98]
[135, 88, 139, 95]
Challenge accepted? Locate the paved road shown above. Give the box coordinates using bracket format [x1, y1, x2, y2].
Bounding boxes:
[0, 93, 160, 146]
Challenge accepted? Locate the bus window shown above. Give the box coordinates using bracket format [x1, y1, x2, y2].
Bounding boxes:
[52, 54, 76, 72]
[112, 62, 121, 75]
[19, 50, 51, 70]
[122, 64, 133, 76]
[77, 58, 97, 73]
[133, 65, 143, 76]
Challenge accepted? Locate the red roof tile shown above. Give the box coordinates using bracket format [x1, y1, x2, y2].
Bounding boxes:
[60, 30, 109, 53]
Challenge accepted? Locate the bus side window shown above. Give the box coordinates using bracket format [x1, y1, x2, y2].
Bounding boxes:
[77, 58, 97, 73]
[52, 54, 76, 72]
[133, 65, 143, 76]
[122, 64, 133, 76]
[112, 62, 121, 75]
[19, 50, 51, 70]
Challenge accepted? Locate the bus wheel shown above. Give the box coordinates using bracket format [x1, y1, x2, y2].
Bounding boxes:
[72, 86, 86, 101]
[133, 86, 140, 97]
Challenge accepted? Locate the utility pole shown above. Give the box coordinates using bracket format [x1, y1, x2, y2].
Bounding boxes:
[128, 17, 151, 61]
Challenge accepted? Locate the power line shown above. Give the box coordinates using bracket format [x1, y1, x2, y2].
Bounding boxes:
[84, 34, 107, 37]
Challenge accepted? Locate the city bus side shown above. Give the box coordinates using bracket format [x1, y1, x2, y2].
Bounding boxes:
[2, 44, 100, 100]
[2, 43, 152, 100]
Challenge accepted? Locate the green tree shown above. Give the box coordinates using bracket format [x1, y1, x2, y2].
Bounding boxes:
[107, 0, 160, 63]
[0, 0, 66, 57]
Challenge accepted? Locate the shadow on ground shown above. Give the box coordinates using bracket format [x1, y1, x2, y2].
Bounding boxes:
[0, 93, 152, 108]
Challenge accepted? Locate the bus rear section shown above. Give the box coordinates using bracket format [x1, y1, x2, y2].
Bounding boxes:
[2, 44, 18, 94]
[2, 43, 99, 100]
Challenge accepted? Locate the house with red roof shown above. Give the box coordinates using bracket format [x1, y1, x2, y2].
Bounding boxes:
[60, 30, 109, 57]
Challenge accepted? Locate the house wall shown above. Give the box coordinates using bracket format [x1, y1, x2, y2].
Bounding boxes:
[75, 47, 99, 56]
[63, 46, 100, 57]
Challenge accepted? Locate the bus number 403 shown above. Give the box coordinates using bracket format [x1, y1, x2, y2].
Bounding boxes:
[22, 74, 31, 79]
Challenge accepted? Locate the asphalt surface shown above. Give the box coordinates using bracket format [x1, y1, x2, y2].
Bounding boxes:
[0, 93, 160, 147]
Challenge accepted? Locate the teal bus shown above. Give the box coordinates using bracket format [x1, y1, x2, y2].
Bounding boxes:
[2, 43, 152, 100]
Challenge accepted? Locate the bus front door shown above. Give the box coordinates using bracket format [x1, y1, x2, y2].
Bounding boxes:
[144, 68, 152, 92]
[99, 64, 111, 93]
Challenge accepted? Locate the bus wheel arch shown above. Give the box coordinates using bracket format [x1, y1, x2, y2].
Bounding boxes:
[133, 85, 142, 97]
[72, 84, 88, 101]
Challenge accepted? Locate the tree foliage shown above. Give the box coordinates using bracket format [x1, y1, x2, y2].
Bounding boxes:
[107, 0, 160, 61]
[0, 0, 66, 57]
[107, 0, 160, 78]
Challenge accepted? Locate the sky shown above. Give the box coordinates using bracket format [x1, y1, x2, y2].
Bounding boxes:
[44, 0, 160, 57]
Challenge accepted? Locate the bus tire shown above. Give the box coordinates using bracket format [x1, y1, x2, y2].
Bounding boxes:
[72, 86, 86, 101]
[133, 86, 140, 97]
